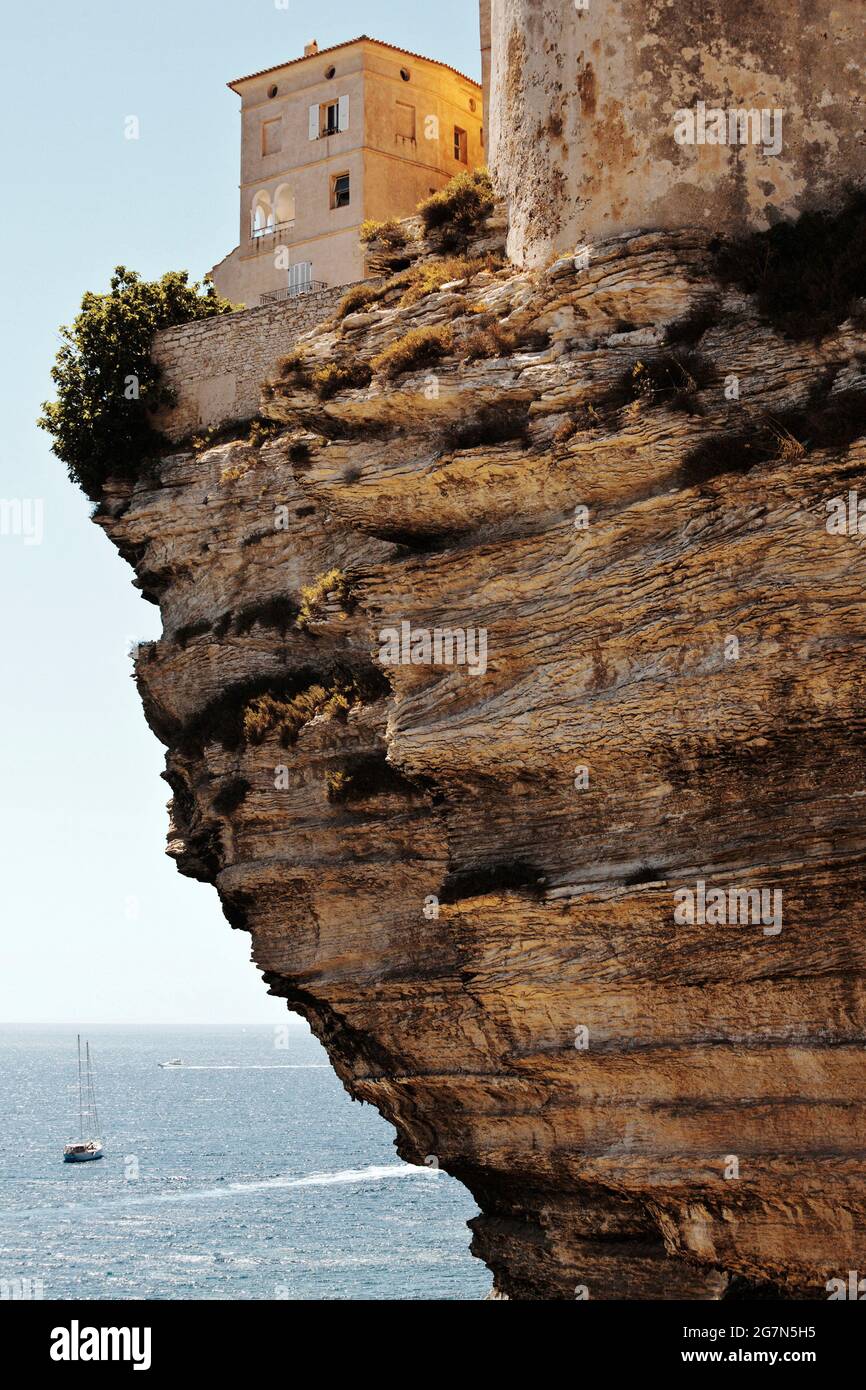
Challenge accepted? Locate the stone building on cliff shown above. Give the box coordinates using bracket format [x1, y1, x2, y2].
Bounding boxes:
[210, 36, 483, 308]
[211, 3, 866, 305]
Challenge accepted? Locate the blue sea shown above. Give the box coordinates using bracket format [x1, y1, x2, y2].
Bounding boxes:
[0, 1025, 488, 1301]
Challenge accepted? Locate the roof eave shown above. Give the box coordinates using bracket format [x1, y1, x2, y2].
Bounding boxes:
[226, 34, 480, 93]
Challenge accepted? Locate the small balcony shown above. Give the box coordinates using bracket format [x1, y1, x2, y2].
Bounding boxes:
[249, 220, 295, 253]
[259, 280, 328, 306]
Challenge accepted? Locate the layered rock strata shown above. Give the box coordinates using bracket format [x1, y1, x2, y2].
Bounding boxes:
[96, 216, 866, 1299]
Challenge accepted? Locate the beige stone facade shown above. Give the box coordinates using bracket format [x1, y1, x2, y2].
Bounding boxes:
[488, 0, 866, 267]
[211, 36, 483, 308]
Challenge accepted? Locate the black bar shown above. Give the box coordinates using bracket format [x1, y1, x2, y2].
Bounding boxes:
[5, 1295, 863, 1375]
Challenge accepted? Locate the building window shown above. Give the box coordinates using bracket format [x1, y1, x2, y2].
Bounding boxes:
[267, 84, 278, 99]
[261, 119, 281, 156]
[453, 126, 468, 162]
[331, 173, 350, 209]
[325, 65, 336, 79]
[396, 102, 416, 140]
[400, 67, 411, 82]
[311, 95, 349, 139]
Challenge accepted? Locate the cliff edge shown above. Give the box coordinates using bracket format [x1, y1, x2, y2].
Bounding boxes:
[94, 209, 866, 1299]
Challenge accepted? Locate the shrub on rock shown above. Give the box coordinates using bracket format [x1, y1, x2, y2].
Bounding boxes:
[40, 266, 233, 499]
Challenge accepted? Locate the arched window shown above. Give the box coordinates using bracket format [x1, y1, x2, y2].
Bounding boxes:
[251, 191, 274, 238]
[274, 184, 296, 226]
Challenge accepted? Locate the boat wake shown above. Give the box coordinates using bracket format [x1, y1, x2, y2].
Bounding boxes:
[1, 1165, 441, 1220]
[164, 1163, 441, 1201]
[175, 1064, 330, 1071]
[253, 1164, 441, 1191]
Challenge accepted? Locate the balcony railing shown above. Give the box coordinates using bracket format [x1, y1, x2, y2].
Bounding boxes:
[250, 220, 295, 251]
[259, 281, 328, 306]
[251, 218, 295, 239]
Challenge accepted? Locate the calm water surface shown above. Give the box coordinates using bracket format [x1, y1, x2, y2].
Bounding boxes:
[0, 1025, 487, 1300]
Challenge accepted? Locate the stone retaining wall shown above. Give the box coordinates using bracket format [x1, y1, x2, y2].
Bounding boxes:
[151, 285, 348, 442]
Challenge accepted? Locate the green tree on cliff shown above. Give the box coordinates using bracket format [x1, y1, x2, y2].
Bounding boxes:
[39, 267, 233, 500]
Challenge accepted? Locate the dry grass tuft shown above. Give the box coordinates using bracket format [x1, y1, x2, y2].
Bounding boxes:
[462, 319, 517, 360]
[768, 421, 807, 461]
[371, 325, 453, 380]
[620, 354, 713, 415]
[243, 682, 357, 747]
[275, 350, 308, 382]
[418, 169, 495, 249]
[311, 361, 372, 399]
[399, 255, 495, 306]
[336, 283, 381, 320]
[296, 568, 351, 629]
[220, 462, 250, 484]
[325, 769, 351, 801]
[360, 218, 408, 247]
[247, 418, 279, 448]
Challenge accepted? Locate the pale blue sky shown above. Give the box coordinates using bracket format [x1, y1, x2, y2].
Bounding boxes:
[0, 0, 482, 1023]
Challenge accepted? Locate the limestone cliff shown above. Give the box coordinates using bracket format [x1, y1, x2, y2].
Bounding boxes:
[94, 209, 866, 1300]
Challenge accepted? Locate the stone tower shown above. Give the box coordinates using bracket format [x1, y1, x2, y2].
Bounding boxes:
[487, 0, 866, 266]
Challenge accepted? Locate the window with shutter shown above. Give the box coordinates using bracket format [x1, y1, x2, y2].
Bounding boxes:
[311, 97, 348, 139]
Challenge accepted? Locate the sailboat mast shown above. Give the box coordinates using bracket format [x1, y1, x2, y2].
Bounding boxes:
[77, 1034, 83, 1141]
[86, 1041, 100, 1141]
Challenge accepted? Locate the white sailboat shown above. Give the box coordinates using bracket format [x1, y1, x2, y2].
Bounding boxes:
[63, 1035, 103, 1162]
